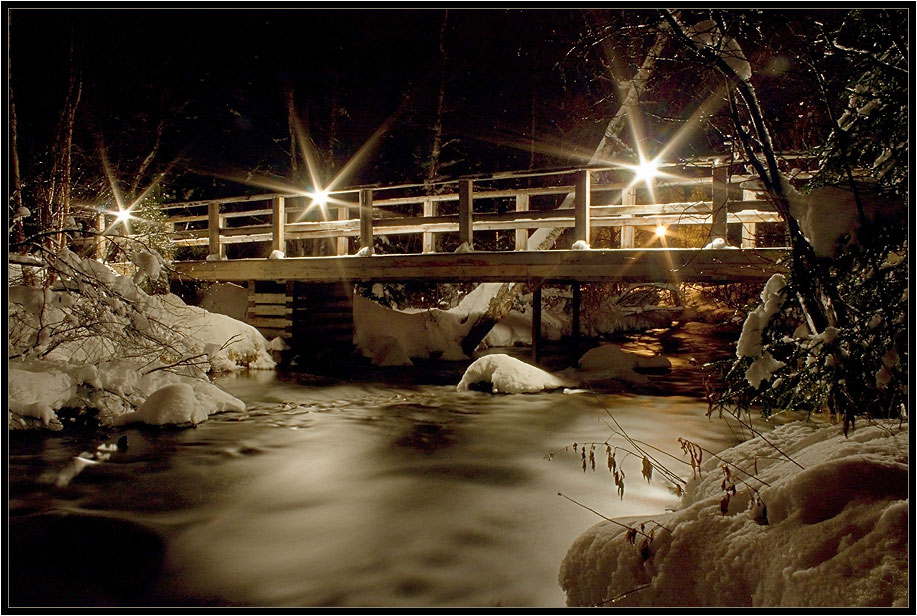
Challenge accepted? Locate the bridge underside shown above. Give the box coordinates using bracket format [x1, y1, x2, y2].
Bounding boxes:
[171, 248, 788, 285]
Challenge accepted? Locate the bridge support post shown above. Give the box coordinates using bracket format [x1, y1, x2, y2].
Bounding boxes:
[458, 179, 473, 249]
[514, 194, 529, 250]
[272, 196, 286, 255]
[571, 282, 581, 344]
[711, 162, 729, 241]
[574, 170, 591, 245]
[208, 202, 225, 259]
[422, 199, 437, 253]
[532, 285, 542, 364]
[620, 185, 636, 248]
[360, 189, 374, 255]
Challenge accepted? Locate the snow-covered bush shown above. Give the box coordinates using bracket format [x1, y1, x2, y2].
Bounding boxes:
[708, 230, 907, 429]
[8, 243, 273, 430]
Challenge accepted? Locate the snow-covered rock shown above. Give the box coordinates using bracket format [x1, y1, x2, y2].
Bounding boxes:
[456, 354, 573, 394]
[113, 381, 244, 427]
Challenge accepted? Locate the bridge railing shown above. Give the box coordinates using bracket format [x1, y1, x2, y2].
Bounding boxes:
[134, 160, 791, 260]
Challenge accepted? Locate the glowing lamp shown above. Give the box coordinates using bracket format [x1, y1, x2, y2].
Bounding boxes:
[310, 188, 330, 208]
[634, 159, 660, 183]
[115, 208, 132, 225]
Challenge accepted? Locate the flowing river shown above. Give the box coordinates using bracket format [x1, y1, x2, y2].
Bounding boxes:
[8, 325, 762, 608]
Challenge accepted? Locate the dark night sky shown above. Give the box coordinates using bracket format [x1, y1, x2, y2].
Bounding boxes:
[9, 6, 624, 199]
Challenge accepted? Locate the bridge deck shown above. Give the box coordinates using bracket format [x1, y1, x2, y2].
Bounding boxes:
[171, 248, 788, 285]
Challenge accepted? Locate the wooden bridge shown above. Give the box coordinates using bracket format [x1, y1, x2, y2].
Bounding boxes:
[104, 161, 792, 355]
[158, 160, 788, 283]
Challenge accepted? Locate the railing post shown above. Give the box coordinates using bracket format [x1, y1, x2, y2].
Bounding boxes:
[458, 179, 474, 249]
[574, 169, 591, 245]
[94, 211, 106, 260]
[514, 193, 530, 251]
[620, 185, 636, 248]
[422, 199, 437, 253]
[711, 162, 729, 241]
[360, 189, 374, 255]
[208, 201, 225, 259]
[741, 187, 757, 248]
[336, 205, 350, 255]
[271, 196, 286, 255]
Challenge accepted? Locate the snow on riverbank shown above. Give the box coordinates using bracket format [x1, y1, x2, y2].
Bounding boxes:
[8, 254, 274, 430]
[558, 418, 909, 607]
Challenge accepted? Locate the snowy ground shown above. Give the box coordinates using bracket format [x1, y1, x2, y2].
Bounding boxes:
[558, 418, 909, 607]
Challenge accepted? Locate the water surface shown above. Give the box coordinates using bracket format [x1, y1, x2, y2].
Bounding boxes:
[8, 328, 758, 607]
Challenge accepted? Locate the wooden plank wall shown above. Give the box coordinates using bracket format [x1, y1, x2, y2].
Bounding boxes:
[246, 280, 291, 341]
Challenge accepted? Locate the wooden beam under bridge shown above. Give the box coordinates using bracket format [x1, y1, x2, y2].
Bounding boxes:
[171, 248, 788, 285]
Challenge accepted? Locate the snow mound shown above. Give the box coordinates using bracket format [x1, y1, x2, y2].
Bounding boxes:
[353, 294, 468, 363]
[456, 354, 573, 394]
[159, 293, 276, 372]
[559, 420, 909, 607]
[114, 381, 244, 427]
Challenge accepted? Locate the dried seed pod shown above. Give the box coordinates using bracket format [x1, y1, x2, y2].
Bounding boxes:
[641, 456, 653, 482]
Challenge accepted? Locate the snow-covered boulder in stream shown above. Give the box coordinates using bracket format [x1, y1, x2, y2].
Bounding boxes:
[457, 354, 574, 394]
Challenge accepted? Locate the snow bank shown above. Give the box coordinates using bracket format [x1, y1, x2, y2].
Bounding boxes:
[456, 354, 573, 394]
[355, 282, 681, 368]
[8, 248, 271, 430]
[353, 294, 470, 365]
[558, 419, 909, 607]
[158, 293, 276, 372]
[8, 358, 246, 430]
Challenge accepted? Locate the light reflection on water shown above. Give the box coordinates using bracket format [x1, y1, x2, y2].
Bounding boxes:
[8, 369, 755, 608]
